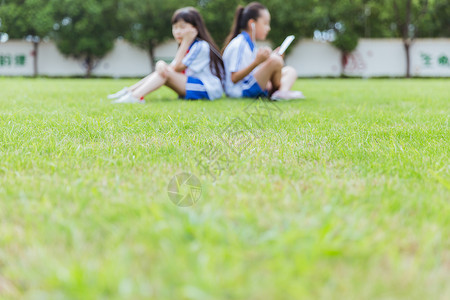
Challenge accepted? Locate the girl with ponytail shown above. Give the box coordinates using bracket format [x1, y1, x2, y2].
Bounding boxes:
[222, 2, 304, 100]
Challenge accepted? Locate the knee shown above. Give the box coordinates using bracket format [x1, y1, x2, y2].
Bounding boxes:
[283, 66, 297, 77]
[156, 60, 169, 79]
[267, 54, 284, 69]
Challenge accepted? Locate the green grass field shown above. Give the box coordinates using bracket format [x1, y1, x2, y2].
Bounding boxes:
[0, 78, 449, 299]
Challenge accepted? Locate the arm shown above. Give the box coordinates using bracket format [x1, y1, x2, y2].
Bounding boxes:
[230, 46, 271, 84]
[231, 60, 260, 83]
[171, 28, 198, 72]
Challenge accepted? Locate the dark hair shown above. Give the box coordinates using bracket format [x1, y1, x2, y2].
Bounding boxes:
[223, 2, 267, 49]
[172, 7, 225, 83]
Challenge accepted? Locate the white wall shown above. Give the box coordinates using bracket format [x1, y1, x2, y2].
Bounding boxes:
[92, 39, 152, 78]
[37, 41, 87, 76]
[0, 40, 34, 76]
[285, 38, 450, 77]
[285, 39, 342, 77]
[1, 38, 449, 77]
[410, 39, 450, 77]
[342, 39, 407, 77]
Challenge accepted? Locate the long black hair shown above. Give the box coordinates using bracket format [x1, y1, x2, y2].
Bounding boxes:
[172, 7, 225, 83]
[223, 2, 267, 50]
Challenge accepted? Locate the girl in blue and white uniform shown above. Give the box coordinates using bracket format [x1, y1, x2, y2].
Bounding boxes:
[108, 7, 224, 103]
[222, 2, 304, 100]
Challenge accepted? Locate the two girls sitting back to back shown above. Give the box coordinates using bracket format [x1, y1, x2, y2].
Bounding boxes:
[108, 3, 304, 103]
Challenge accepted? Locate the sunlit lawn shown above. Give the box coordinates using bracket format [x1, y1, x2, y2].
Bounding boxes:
[0, 78, 449, 299]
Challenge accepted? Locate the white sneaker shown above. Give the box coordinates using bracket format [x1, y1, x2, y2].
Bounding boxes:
[112, 93, 145, 104]
[271, 90, 306, 101]
[107, 87, 130, 99]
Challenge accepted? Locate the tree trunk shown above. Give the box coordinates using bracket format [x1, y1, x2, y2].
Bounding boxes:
[404, 41, 411, 78]
[341, 52, 348, 77]
[32, 41, 38, 77]
[404, 0, 412, 78]
[85, 55, 92, 78]
[148, 40, 156, 72]
[393, 0, 428, 78]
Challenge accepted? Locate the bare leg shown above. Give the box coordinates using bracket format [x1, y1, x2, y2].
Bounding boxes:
[253, 54, 284, 91]
[165, 70, 187, 97]
[131, 61, 187, 98]
[270, 65, 304, 100]
[131, 72, 165, 98]
[129, 73, 153, 91]
[279, 66, 297, 91]
[107, 69, 159, 97]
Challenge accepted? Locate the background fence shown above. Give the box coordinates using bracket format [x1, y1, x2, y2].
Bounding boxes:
[1, 38, 449, 77]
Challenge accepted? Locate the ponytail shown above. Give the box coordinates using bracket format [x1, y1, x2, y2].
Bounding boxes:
[223, 6, 244, 50]
[223, 2, 267, 50]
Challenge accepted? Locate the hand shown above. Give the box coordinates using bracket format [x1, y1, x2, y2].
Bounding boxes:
[273, 47, 285, 58]
[255, 47, 271, 65]
[182, 27, 198, 44]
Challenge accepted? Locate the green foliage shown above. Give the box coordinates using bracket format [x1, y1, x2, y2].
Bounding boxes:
[198, 0, 241, 49]
[358, 1, 398, 38]
[1, 0, 449, 77]
[0, 0, 55, 76]
[416, 0, 450, 37]
[265, 0, 314, 49]
[51, 0, 120, 77]
[333, 30, 359, 54]
[304, 0, 363, 54]
[117, 0, 197, 66]
[388, 0, 431, 40]
[0, 0, 55, 38]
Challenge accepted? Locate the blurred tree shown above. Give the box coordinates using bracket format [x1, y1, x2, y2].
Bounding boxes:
[416, 0, 450, 37]
[118, 0, 196, 70]
[330, 1, 363, 75]
[265, 0, 315, 51]
[0, 0, 55, 76]
[51, 0, 121, 77]
[1, 0, 448, 79]
[304, 0, 366, 75]
[351, 0, 397, 38]
[198, 0, 241, 49]
[200, 0, 314, 52]
[388, 0, 431, 77]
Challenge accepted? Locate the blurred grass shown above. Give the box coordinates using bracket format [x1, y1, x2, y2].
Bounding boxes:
[0, 78, 449, 299]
